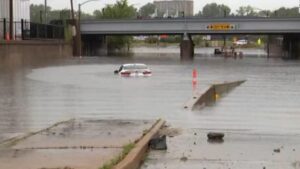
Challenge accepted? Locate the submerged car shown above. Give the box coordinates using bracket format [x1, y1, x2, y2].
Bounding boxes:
[114, 63, 152, 77]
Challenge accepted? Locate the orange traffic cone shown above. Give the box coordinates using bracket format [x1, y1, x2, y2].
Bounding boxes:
[192, 68, 198, 91]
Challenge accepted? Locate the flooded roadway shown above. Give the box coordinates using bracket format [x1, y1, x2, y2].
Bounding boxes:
[1, 47, 300, 165]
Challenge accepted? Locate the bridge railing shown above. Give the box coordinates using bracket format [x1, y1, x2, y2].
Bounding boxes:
[0, 18, 7, 40]
[0, 19, 65, 41]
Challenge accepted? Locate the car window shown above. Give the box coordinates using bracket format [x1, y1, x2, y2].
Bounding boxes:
[135, 65, 147, 69]
[123, 65, 135, 70]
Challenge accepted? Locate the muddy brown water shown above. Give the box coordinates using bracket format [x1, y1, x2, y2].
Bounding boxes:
[1, 47, 300, 143]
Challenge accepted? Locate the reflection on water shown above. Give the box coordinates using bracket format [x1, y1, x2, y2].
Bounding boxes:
[0, 48, 300, 142]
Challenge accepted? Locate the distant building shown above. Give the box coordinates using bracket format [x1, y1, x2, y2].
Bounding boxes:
[153, 0, 194, 17]
[0, 0, 30, 21]
[0, 0, 30, 39]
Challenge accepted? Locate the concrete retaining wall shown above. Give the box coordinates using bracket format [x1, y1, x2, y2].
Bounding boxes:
[0, 40, 72, 58]
[185, 80, 245, 110]
[115, 119, 165, 169]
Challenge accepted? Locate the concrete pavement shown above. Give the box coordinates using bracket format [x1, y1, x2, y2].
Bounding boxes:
[0, 119, 155, 169]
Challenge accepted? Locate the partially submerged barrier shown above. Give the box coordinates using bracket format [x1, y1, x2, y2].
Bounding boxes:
[184, 80, 246, 110]
[113, 119, 165, 169]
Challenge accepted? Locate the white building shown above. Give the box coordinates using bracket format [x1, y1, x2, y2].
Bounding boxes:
[0, 0, 30, 39]
[154, 0, 194, 17]
[0, 0, 30, 21]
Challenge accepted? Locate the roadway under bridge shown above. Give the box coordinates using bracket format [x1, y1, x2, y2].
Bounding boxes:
[80, 18, 300, 59]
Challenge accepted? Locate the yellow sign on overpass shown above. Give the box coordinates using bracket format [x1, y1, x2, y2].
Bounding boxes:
[207, 23, 236, 30]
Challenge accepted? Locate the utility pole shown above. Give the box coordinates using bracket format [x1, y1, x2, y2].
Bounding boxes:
[70, 0, 75, 21]
[9, 0, 13, 39]
[44, 0, 47, 23]
[223, 8, 227, 48]
[40, 10, 43, 23]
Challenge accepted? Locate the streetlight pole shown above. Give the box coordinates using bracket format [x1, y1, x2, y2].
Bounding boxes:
[70, 0, 78, 56]
[78, 0, 100, 57]
[78, 3, 82, 57]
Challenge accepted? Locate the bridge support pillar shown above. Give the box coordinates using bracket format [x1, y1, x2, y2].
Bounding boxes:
[282, 34, 300, 59]
[180, 33, 194, 60]
[81, 35, 107, 56]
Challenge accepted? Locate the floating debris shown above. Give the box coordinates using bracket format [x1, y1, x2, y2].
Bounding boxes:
[207, 132, 224, 142]
[149, 135, 167, 150]
[180, 156, 188, 162]
[274, 148, 280, 153]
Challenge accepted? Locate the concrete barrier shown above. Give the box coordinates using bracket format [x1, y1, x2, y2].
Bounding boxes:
[184, 80, 245, 110]
[114, 119, 165, 169]
[0, 40, 72, 58]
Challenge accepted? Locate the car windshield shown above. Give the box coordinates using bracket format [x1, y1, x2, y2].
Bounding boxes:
[123, 65, 135, 70]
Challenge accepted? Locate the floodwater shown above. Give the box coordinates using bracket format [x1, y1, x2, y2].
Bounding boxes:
[1, 46, 300, 141]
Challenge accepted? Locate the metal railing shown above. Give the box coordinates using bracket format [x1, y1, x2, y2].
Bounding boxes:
[0, 19, 65, 41]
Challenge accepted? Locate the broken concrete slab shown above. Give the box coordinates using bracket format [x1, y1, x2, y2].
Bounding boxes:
[0, 119, 155, 169]
[141, 128, 300, 169]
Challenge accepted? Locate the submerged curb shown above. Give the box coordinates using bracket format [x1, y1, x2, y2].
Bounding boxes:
[114, 119, 166, 169]
[0, 119, 75, 148]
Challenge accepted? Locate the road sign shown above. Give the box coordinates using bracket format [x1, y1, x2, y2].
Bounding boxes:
[207, 23, 236, 30]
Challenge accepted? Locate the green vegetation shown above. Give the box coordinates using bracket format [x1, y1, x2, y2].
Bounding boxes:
[94, 0, 137, 52]
[197, 3, 231, 17]
[138, 3, 156, 18]
[30, 4, 94, 23]
[99, 143, 135, 169]
[196, 3, 300, 17]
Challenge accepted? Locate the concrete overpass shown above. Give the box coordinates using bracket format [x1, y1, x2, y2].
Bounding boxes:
[80, 17, 300, 59]
[81, 18, 300, 35]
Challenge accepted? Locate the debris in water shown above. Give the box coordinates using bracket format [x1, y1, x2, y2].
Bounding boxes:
[207, 132, 224, 143]
[274, 148, 280, 153]
[149, 135, 167, 150]
[180, 156, 188, 162]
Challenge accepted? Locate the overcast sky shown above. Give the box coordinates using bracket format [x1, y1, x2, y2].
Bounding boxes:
[30, 0, 300, 14]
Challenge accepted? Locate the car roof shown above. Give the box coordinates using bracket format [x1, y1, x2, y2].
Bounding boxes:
[122, 63, 147, 67]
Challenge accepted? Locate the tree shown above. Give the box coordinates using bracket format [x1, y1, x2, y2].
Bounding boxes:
[30, 4, 51, 23]
[94, 0, 137, 51]
[94, 0, 137, 19]
[201, 3, 231, 17]
[271, 7, 300, 17]
[30, 4, 93, 23]
[139, 3, 156, 18]
[257, 10, 271, 17]
[236, 6, 256, 16]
